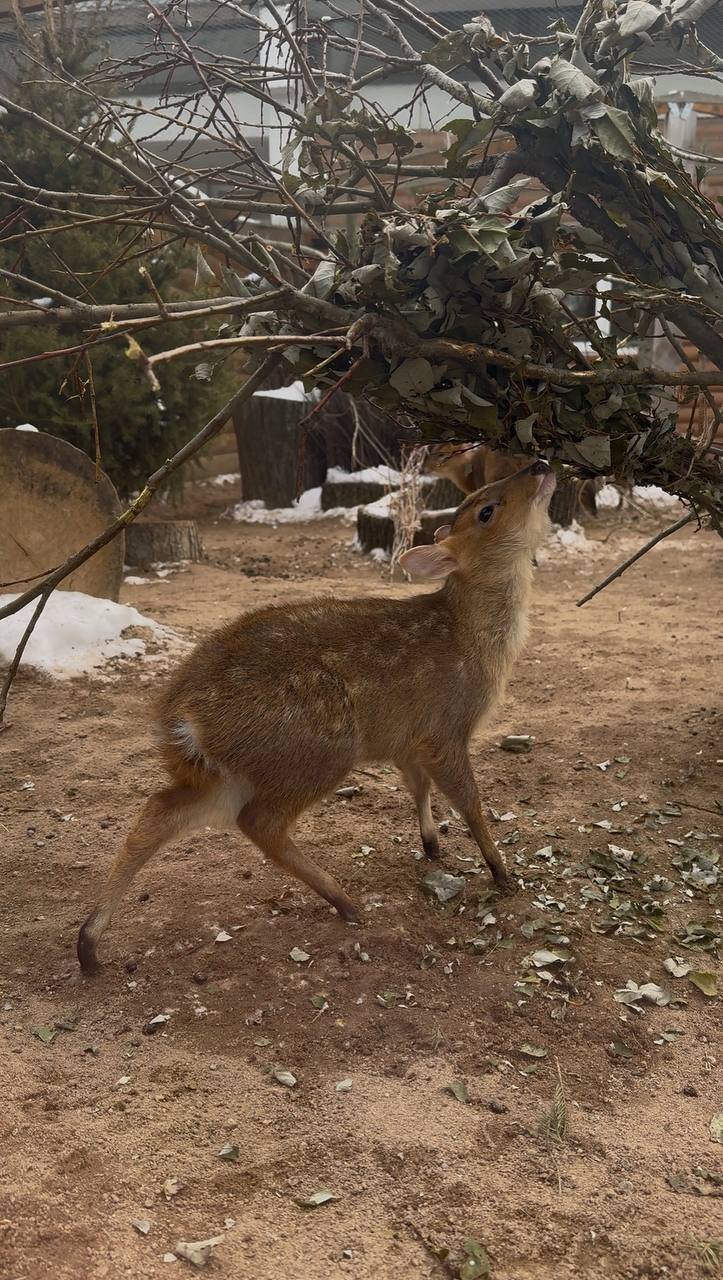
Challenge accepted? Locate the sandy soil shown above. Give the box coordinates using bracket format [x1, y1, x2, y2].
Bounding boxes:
[1, 493, 721, 1280]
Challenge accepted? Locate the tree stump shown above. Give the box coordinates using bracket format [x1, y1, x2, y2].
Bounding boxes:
[233, 382, 326, 507]
[357, 505, 456, 555]
[0, 427, 124, 601]
[548, 474, 579, 527]
[322, 480, 390, 510]
[125, 520, 204, 569]
[425, 478, 461, 509]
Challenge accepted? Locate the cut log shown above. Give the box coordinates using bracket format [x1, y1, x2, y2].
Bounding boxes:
[233, 378, 326, 507]
[125, 520, 204, 569]
[548, 475, 579, 528]
[357, 506, 456, 555]
[0, 427, 124, 601]
[322, 480, 390, 511]
[425, 478, 461, 509]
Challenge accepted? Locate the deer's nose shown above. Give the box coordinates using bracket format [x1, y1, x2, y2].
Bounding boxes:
[530, 459, 550, 476]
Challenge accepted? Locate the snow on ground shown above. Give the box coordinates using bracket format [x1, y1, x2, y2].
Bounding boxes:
[232, 486, 358, 525]
[359, 492, 397, 518]
[204, 472, 240, 488]
[230, 470, 441, 525]
[632, 484, 684, 509]
[538, 519, 590, 560]
[596, 483, 683, 510]
[0, 591, 179, 680]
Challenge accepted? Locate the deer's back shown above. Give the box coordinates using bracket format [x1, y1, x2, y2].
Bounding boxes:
[158, 594, 490, 778]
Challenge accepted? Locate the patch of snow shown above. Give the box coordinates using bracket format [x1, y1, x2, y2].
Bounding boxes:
[253, 380, 319, 403]
[596, 482, 682, 511]
[536, 520, 589, 562]
[123, 576, 153, 586]
[205, 472, 240, 488]
[369, 547, 390, 563]
[360, 493, 397, 518]
[633, 484, 682, 509]
[15, 423, 38, 432]
[326, 464, 402, 486]
[232, 486, 357, 525]
[596, 483, 621, 509]
[151, 562, 189, 577]
[554, 519, 588, 551]
[0, 591, 179, 680]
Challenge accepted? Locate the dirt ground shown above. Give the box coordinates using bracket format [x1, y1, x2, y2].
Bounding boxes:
[1, 491, 721, 1280]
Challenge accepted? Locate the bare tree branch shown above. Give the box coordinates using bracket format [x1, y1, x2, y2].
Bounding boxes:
[576, 515, 696, 607]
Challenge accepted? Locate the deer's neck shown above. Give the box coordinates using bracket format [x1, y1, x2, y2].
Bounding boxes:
[440, 558, 534, 674]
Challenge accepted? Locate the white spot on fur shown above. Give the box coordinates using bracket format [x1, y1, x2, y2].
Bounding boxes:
[171, 718, 205, 760]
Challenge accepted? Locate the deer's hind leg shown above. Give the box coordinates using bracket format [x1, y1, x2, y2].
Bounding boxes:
[78, 779, 246, 974]
[237, 796, 360, 922]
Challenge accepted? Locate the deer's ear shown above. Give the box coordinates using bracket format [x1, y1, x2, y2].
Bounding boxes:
[398, 543, 457, 580]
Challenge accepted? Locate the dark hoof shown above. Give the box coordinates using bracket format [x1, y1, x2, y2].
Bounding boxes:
[423, 836, 441, 860]
[336, 897, 362, 924]
[492, 871, 515, 895]
[77, 921, 101, 975]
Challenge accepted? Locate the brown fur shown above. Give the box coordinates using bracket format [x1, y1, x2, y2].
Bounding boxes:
[426, 442, 527, 495]
[77, 462, 556, 974]
[427, 442, 602, 519]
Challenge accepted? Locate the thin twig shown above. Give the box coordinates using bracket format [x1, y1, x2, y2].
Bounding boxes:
[84, 350, 101, 478]
[576, 514, 696, 607]
[0, 590, 51, 730]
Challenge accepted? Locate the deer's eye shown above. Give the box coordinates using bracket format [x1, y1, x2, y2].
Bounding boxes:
[478, 504, 495, 524]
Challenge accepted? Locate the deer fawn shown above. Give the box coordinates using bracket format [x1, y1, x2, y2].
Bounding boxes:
[426, 442, 528, 494]
[77, 460, 556, 973]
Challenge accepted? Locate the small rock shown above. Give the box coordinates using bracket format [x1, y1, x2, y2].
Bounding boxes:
[422, 869, 466, 903]
[488, 1100, 508, 1114]
[132, 1219, 151, 1236]
[143, 1013, 170, 1035]
[499, 734, 533, 754]
[681, 1084, 699, 1097]
[272, 1067, 297, 1088]
[192, 973, 208, 985]
[125, 960, 137, 974]
[173, 1236, 223, 1267]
